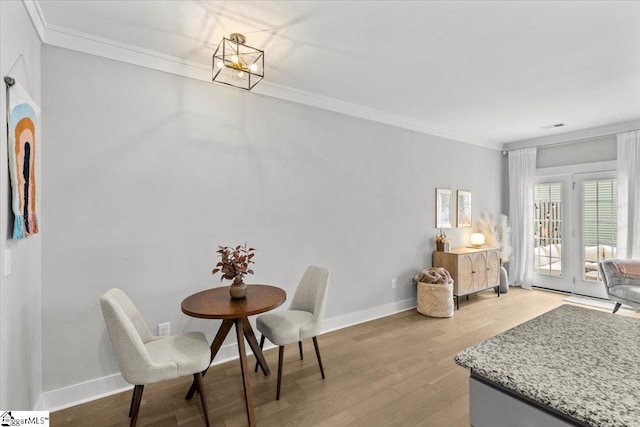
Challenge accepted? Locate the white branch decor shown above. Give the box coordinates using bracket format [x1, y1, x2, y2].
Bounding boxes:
[477, 211, 497, 248]
[478, 211, 511, 264]
[497, 214, 512, 264]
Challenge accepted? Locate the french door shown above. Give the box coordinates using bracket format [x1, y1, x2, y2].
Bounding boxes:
[533, 175, 572, 293]
[533, 170, 617, 298]
[573, 171, 616, 298]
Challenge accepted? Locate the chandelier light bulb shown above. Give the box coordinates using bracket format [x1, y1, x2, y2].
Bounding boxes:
[237, 71, 245, 78]
[217, 60, 224, 69]
[231, 55, 239, 63]
[249, 63, 258, 72]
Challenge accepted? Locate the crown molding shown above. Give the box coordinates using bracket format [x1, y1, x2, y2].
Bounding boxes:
[22, 0, 46, 42]
[252, 81, 498, 149]
[503, 119, 640, 152]
[44, 22, 212, 81]
[24, 0, 500, 150]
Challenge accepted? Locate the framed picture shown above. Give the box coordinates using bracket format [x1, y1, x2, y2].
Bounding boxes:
[457, 190, 472, 228]
[436, 188, 453, 228]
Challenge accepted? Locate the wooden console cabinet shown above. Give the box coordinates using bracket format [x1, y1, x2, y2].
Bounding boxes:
[433, 247, 501, 309]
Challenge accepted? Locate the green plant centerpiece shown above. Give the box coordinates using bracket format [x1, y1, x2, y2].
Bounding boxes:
[212, 243, 256, 299]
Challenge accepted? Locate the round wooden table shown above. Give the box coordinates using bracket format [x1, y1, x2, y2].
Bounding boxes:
[182, 285, 286, 427]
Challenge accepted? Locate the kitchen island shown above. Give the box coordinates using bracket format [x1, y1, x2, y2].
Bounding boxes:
[455, 304, 640, 427]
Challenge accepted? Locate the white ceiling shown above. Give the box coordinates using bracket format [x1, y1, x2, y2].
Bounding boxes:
[36, 0, 640, 148]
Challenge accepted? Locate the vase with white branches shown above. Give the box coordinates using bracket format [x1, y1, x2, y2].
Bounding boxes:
[496, 214, 512, 266]
[477, 211, 511, 293]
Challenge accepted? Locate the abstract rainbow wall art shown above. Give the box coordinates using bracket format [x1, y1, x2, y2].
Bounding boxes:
[7, 83, 40, 239]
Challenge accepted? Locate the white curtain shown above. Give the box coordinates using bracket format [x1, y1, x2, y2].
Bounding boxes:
[508, 148, 537, 289]
[617, 130, 640, 259]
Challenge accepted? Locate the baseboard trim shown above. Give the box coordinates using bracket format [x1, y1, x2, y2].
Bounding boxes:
[322, 297, 417, 334]
[33, 394, 44, 411]
[40, 297, 417, 412]
[41, 373, 131, 413]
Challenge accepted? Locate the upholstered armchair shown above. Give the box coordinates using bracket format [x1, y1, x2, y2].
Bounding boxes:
[599, 260, 640, 313]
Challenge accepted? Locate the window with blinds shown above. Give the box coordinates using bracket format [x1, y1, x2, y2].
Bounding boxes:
[534, 183, 562, 276]
[582, 179, 617, 281]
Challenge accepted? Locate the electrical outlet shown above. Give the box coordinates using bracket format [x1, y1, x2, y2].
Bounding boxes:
[391, 279, 396, 289]
[158, 322, 170, 337]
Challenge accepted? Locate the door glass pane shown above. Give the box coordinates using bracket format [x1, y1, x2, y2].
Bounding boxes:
[583, 179, 617, 281]
[534, 183, 562, 276]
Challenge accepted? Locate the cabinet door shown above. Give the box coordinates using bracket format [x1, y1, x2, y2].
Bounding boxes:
[473, 252, 487, 290]
[457, 254, 474, 295]
[486, 251, 500, 286]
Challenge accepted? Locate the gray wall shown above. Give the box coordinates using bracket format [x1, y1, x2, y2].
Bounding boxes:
[536, 137, 616, 169]
[0, 0, 42, 409]
[41, 45, 502, 392]
[500, 137, 617, 214]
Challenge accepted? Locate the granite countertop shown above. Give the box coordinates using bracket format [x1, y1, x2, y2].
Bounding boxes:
[455, 304, 640, 427]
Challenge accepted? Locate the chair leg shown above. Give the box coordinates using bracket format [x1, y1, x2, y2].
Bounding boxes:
[254, 334, 265, 373]
[129, 385, 144, 427]
[193, 372, 211, 427]
[613, 302, 622, 314]
[298, 341, 303, 360]
[277, 346, 284, 400]
[312, 336, 325, 380]
[128, 387, 136, 417]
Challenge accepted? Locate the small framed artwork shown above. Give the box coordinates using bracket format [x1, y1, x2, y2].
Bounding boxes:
[436, 188, 453, 228]
[457, 190, 472, 228]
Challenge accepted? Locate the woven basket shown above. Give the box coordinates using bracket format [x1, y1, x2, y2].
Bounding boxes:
[417, 281, 454, 318]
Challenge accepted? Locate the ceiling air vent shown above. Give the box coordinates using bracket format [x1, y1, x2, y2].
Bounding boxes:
[540, 123, 566, 129]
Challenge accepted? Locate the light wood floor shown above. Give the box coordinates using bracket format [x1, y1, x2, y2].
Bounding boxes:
[51, 288, 637, 426]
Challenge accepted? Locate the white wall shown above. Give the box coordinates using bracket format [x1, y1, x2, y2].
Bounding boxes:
[0, 0, 42, 410]
[40, 45, 502, 400]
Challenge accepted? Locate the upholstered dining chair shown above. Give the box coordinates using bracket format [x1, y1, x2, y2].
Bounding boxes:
[100, 288, 211, 427]
[255, 265, 330, 400]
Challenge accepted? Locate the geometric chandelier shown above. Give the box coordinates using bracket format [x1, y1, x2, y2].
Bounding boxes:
[212, 33, 264, 91]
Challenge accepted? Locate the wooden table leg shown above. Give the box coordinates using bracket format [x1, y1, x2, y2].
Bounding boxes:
[235, 318, 256, 427]
[185, 318, 234, 400]
[242, 318, 270, 376]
